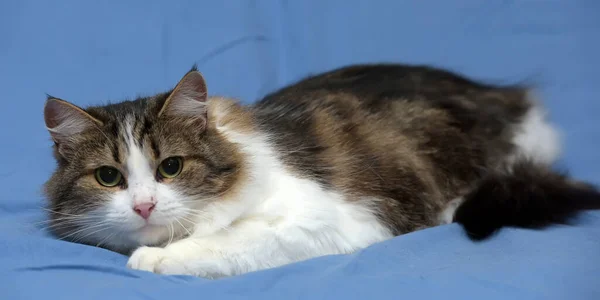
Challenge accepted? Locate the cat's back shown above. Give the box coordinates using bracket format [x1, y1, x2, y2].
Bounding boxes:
[255, 64, 531, 139]
[252, 64, 534, 171]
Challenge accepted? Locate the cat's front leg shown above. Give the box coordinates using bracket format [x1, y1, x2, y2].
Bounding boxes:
[126, 221, 272, 278]
[126, 218, 343, 279]
[127, 238, 228, 279]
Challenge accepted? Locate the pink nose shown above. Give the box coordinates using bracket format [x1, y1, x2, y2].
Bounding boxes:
[133, 203, 155, 219]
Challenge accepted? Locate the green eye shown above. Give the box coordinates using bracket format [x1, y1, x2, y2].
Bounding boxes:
[95, 167, 122, 187]
[158, 157, 183, 179]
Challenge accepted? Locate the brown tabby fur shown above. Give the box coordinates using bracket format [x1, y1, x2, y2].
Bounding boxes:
[250, 64, 531, 234]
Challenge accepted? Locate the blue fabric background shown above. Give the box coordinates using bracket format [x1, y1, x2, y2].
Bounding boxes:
[0, 1, 599, 299]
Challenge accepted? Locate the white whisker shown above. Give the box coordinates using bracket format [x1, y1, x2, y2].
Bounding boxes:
[174, 218, 192, 237]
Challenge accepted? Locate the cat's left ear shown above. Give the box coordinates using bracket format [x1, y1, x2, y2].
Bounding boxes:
[159, 69, 208, 126]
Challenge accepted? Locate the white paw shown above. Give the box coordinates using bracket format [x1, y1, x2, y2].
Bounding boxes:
[126, 246, 189, 275]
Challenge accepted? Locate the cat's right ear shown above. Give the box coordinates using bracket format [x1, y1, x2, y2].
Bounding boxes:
[158, 69, 208, 127]
[44, 97, 102, 144]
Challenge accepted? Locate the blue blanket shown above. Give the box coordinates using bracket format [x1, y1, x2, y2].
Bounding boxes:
[1, 1, 599, 299]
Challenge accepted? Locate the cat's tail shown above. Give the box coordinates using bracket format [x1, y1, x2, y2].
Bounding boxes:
[453, 160, 600, 240]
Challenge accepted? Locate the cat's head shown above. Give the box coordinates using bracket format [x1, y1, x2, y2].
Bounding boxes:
[43, 68, 247, 253]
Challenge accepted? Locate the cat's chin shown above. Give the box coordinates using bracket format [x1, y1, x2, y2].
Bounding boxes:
[128, 223, 172, 247]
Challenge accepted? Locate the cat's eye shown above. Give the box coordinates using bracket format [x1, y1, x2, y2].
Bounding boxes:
[95, 167, 122, 187]
[157, 157, 183, 179]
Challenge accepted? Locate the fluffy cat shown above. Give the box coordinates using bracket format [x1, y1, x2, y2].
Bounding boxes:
[43, 64, 600, 278]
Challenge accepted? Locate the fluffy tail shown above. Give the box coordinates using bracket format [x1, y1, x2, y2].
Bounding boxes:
[453, 161, 600, 240]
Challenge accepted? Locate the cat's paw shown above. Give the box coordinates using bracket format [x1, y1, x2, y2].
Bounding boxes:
[153, 257, 190, 275]
[127, 246, 187, 275]
[127, 246, 167, 272]
[127, 244, 228, 278]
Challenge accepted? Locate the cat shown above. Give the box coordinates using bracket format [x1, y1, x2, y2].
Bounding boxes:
[43, 63, 600, 279]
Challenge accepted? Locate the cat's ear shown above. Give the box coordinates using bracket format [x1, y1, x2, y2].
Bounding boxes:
[44, 97, 102, 144]
[159, 69, 208, 125]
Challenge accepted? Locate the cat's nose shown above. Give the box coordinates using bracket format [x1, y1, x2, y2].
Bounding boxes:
[133, 203, 155, 220]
